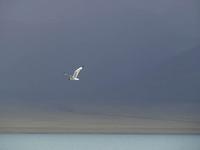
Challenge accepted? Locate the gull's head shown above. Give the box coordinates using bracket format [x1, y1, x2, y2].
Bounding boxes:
[68, 75, 72, 80]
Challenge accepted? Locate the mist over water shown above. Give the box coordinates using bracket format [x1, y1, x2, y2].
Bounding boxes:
[0, 134, 200, 150]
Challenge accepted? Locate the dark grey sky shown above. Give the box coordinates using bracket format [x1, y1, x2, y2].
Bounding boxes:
[0, 0, 200, 132]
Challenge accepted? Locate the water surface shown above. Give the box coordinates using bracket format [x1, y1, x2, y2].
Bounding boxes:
[0, 134, 200, 150]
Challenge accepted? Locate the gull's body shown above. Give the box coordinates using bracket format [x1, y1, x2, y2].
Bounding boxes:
[64, 66, 84, 80]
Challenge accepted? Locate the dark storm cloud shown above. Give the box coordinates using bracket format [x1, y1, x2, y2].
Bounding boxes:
[0, 0, 200, 129]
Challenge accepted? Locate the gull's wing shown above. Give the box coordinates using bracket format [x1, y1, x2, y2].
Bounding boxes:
[72, 66, 83, 78]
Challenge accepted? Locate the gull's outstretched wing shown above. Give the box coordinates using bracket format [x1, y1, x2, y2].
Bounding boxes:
[72, 66, 83, 78]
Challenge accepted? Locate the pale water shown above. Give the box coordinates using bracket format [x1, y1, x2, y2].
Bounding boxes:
[0, 134, 200, 150]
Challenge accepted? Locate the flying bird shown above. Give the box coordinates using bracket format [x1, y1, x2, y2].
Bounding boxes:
[64, 66, 84, 80]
